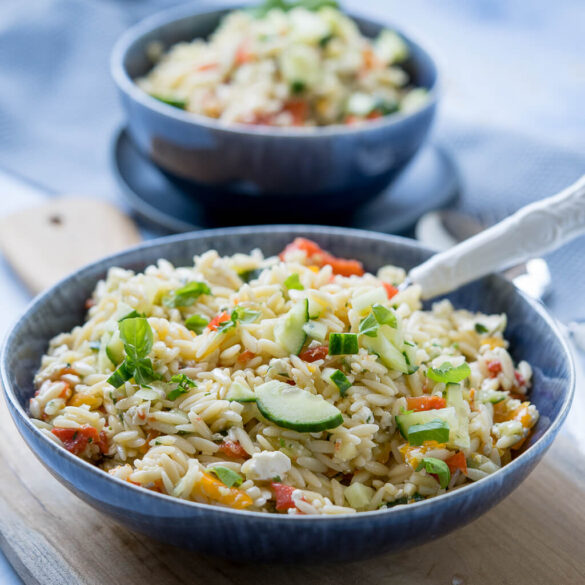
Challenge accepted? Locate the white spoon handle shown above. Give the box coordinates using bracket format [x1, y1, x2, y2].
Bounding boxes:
[409, 174, 585, 299]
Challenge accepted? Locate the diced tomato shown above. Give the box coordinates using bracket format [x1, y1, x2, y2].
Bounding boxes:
[271, 482, 297, 512]
[367, 110, 383, 120]
[235, 40, 252, 65]
[282, 100, 308, 126]
[197, 62, 218, 71]
[382, 282, 399, 300]
[514, 371, 526, 387]
[487, 360, 502, 377]
[218, 439, 249, 459]
[279, 238, 365, 277]
[284, 378, 296, 385]
[97, 431, 109, 454]
[299, 345, 329, 363]
[51, 425, 101, 456]
[445, 451, 467, 475]
[208, 311, 230, 331]
[58, 382, 71, 399]
[406, 395, 447, 412]
[345, 115, 359, 125]
[85, 298, 95, 309]
[362, 47, 378, 70]
[237, 350, 256, 363]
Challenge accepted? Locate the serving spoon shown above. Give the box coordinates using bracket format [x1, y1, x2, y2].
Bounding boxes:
[405, 174, 585, 299]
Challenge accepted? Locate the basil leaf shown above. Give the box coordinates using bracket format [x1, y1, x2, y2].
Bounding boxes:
[217, 318, 237, 333]
[407, 419, 450, 446]
[152, 94, 187, 109]
[416, 457, 451, 489]
[209, 466, 243, 488]
[106, 361, 134, 388]
[167, 387, 189, 401]
[119, 309, 145, 322]
[372, 304, 397, 328]
[119, 317, 153, 360]
[185, 314, 209, 334]
[233, 306, 261, 324]
[163, 281, 211, 308]
[284, 273, 304, 290]
[171, 373, 196, 390]
[133, 357, 160, 387]
[238, 268, 263, 283]
[427, 362, 471, 384]
[359, 313, 379, 337]
[474, 323, 488, 334]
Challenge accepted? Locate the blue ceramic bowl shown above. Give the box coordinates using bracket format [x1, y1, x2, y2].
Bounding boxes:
[1, 227, 574, 563]
[111, 3, 439, 213]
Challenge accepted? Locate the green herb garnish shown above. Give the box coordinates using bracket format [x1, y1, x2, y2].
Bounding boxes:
[474, 323, 488, 334]
[151, 94, 187, 109]
[427, 362, 471, 384]
[217, 306, 261, 333]
[209, 466, 243, 488]
[163, 281, 211, 308]
[291, 81, 306, 94]
[238, 268, 264, 283]
[284, 273, 304, 290]
[106, 317, 160, 388]
[167, 373, 196, 401]
[359, 304, 397, 338]
[249, 0, 339, 18]
[185, 314, 209, 334]
[416, 457, 451, 489]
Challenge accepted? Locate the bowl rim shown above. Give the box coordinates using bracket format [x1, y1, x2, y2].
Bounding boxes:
[0, 225, 575, 522]
[110, 1, 440, 138]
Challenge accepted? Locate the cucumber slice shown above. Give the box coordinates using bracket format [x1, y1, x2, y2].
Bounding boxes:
[477, 388, 507, 404]
[105, 330, 125, 366]
[329, 333, 359, 355]
[255, 380, 343, 432]
[362, 327, 409, 373]
[274, 299, 309, 355]
[302, 320, 327, 342]
[352, 287, 388, 314]
[344, 482, 375, 510]
[446, 383, 471, 449]
[307, 297, 325, 319]
[396, 407, 457, 439]
[226, 381, 256, 403]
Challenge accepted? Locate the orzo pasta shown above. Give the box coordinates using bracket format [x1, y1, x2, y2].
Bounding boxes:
[30, 238, 538, 514]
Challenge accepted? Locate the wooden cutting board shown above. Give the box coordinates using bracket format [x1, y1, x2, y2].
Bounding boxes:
[0, 391, 584, 585]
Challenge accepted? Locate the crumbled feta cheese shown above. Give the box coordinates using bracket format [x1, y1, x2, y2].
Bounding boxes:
[241, 450, 291, 480]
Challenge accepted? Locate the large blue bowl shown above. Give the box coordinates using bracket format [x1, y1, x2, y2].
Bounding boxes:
[111, 3, 439, 213]
[1, 227, 574, 562]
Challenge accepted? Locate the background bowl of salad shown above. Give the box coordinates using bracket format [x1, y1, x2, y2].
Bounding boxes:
[111, 0, 439, 214]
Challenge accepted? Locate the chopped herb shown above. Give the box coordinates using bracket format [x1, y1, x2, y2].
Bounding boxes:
[119, 309, 145, 322]
[209, 466, 243, 488]
[163, 281, 212, 308]
[87, 437, 93, 444]
[330, 369, 351, 396]
[249, 0, 339, 18]
[89, 341, 101, 351]
[238, 268, 264, 283]
[359, 313, 379, 337]
[273, 475, 282, 483]
[151, 94, 187, 109]
[427, 362, 471, 384]
[185, 314, 209, 334]
[384, 496, 408, 508]
[416, 457, 451, 489]
[279, 438, 286, 447]
[168, 373, 196, 401]
[154, 440, 161, 445]
[217, 306, 261, 333]
[319, 33, 334, 47]
[475, 323, 489, 334]
[284, 273, 304, 290]
[372, 304, 397, 328]
[106, 317, 160, 388]
[407, 419, 450, 446]
[291, 80, 306, 94]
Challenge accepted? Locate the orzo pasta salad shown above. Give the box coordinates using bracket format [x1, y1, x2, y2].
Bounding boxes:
[137, 0, 428, 126]
[31, 238, 538, 515]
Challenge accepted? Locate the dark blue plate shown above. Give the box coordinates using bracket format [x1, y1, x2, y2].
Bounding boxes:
[112, 128, 459, 234]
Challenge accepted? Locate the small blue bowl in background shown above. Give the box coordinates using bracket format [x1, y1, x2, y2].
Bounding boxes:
[111, 3, 439, 214]
[0, 226, 574, 563]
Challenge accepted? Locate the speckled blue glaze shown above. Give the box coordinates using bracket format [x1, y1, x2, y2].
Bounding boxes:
[1, 227, 574, 563]
[111, 4, 438, 210]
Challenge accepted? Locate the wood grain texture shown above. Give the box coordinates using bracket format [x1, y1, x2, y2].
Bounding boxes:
[0, 197, 141, 294]
[0, 392, 584, 585]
